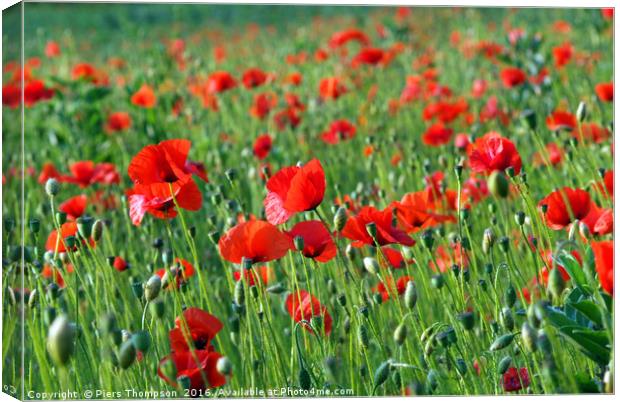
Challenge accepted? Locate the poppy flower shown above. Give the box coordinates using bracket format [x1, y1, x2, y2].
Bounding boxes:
[373, 275, 413, 301]
[65, 161, 120, 187]
[601, 8, 614, 20]
[155, 258, 196, 289]
[431, 243, 469, 272]
[467, 132, 522, 175]
[284, 72, 302, 86]
[545, 110, 576, 132]
[392, 191, 455, 233]
[320, 119, 356, 144]
[38, 162, 62, 184]
[273, 107, 301, 130]
[169, 307, 223, 352]
[232, 265, 273, 286]
[538, 187, 591, 230]
[471, 79, 487, 98]
[422, 123, 453, 146]
[328, 28, 370, 48]
[591, 240, 613, 295]
[552, 42, 573, 68]
[105, 112, 132, 133]
[500, 67, 526, 88]
[71, 63, 98, 82]
[157, 350, 226, 392]
[319, 77, 347, 100]
[287, 220, 337, 263]
[603, 170, 613, 198]
[502, 367, 530, 392]
[351, 48, 385, 66]
[45, 222, 94, 252]
[206, 71, 237, 94]
[41, 265, 66, 288]
[532, 142, 564, 167]
[595, 82, 613, 102]
[2, 84, 20, 108]
[45, 41, 61, 58]
[342, 205, 415, 248]
[59, 195, 87, 220]
[285, 290, 332, 335]
[455, 133, 471, 150]
[24, 80, 55, 106]
[572, 122, 610, 143]
[218, 220, 292, 264]
[242, 68, 268, 89]
[250, 92, 278, 119]
[253, 134, 272, 160]
[131, 84, 157, 108]
[263, 159, 326, 225]
[112, 256, 129, 272]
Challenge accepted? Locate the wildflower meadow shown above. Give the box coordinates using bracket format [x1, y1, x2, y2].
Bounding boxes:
[1, 4, 615, 399]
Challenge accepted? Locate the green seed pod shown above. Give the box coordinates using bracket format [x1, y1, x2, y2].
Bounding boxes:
[132, 330, 151, 353]
[91, 219, 104, 242]
[47, 315, 76, 366]
[457, 311, 475, 331]
[149, 298, 165, 319]
[266, 283, 286, 294]
[299, 365, 311, 390]
[421, 230, 434, 250]
[234, 280, 245, 306]
[404, 281, 417, 310]
[547, 268, 566, 300]
[394, 323, 407, 346]
[373, 361, 391, 391]
[497, 356, 512, 374]
[482, 228, 495, 254]
[499, 236, 509, 253]
[334, 206, 347, 232]
[500, 307, 514, 331]
[489, 333, 514, 351]
[119, 340, 136, 369]
[576, 101, 587, 122]
[504, 284, 517, 308]
[357, 323, 369, 348]
[144, 275, 161, 302]
[336, 293, 347, 307]
[521, 321, 538, 352]
[76, 216, 93, 239]
[216, 356, 232, 376]
[45, 178, 60, 197]
[363, 257, 380, 275]
[29, 218, 40, 234]
[131, 278, 144, 299]
[487, 171, 509, 198]
[514, 211, 526, 226]
[431, 275, 444, 289]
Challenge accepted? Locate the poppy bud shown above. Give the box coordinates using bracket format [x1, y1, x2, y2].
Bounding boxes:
[499, 236, 509, 253]
[47, 315, 75, 366]
[4, 217, 15, 233]
[547, 268, 566, 301]
[225, 168, 237, 183]
[372, 292, 383, 305]
[514, 211, 526, 226]
[497, 356, 512, 375]
[404, 281, 417, 310]
[454, 164, 463, 180]
[457, 311, 475, 330]
[144, 275, 161, 302]
[521, 321, 538, 352]
[505, 166, 516, 178]
[461, 236, 471, 250]
[487, 171, 509, 198]
[363, 257, 379, 275]
[343, 316, 351, 334]
[216, 356, 232, 376]
[500, 307, 514, 331]
[373, 361, 391, 392]
[366, 222, 377, 239]
[44, 306, 57, 326]
[55, 212, 67, 226]
[234, 280, 245, 306]
[177, 375, 191, 391]
[45, 178, 60, 197]
[527, 303, 541, 329]
[334, 206, 347, 232]
[336, 293, 347, 307]
[293, 236, 305, 251]
[149, 298, 165, 319]
[89, 219, 103, 242]
[208, 230, 220, 244]
[29, 218, 40, 234]
[578, 222, 590, 240]
[27, 289, 38, 308]
[299, 365, 312, 390]
[131, 330, 150, 353]
[421, 230, 434, 250]
[576, 101, 587, 122]
[266, 283, 286, 294]
[358, 323, 369, 348]
[47, 283, 61, 300]
[482, 228, 495, 254]
[460, 208, 470, 221]
[431, 274, 444, 289]
[394, 323, 407, 346]
[345, 244, 357, 260]
[489, 333, 514, 351]
[568, 220, 578, 242]
[504, 284, 517, 307]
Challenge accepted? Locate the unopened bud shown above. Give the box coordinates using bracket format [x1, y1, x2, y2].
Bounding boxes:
[334, 207, 347, 232]
[488, 171, 509, 198]
[216, 356, 232, 376]
[144, 275, 161, 302]
[394, 323, 407, 346]
[47, 315, 75, 366]
[91, 219, 104, 242]
[521, 321, 538, 352]
[363, 257, 380, 275]
[404, 281, 417, 310]
[357, 324, 369, 348]
[547, 267, 566, 301]
[576, 101, 587, 122]
[45, 178, 60, 197]
[366, 222, 377, 239]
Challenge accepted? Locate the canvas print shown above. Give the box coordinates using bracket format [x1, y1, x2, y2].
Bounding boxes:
[1, 3, 615, 399]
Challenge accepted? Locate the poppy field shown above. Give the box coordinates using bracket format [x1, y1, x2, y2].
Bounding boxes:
[1, 4, 615, 399]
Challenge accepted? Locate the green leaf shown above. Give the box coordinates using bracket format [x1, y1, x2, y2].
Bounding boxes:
[557, 325, 610, 365]
[568, 300, 603, 327]
[555, 252, 587, 289]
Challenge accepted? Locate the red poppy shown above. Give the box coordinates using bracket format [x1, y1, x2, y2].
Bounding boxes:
[131, 84, 157, 108]
[253, 134, 272, 160]
[320, 120, 356, 145]
[59, 195, 87, 220]
[155, 258, 195, 289]
[284, 72, 303, 86]
[263, 159, 325, 225]
[552, 42, 573, 68]
[595, 82, 613, 102]
[105, 112, 132, 133]
[273, 107, 301, 130]
[572, 122, 611, 143]
[342, 205, 415, 248]
[41, 265, 66, 288]
[422, 123, 453, 146]
[71, 63, 98, 82]
[45, 41, 61, 58]
[351, 47, 385, 66]
[455, 133, 471, 150]
[207, 71, 237, 94]
[232, 265, 273, 286]
[328, 29, 370, 48]
[218, 220, 292, 264]
[250, 92, 278, 119]
[500, 67, 526, 88]
[169, 307, 223, 353]
[112, 256, 129, 272]
[287, 220, 337, 263]
[38, 162, 62, 184]
[591, 240, 613, 295]
[545, 110, 577, 131]
[601, 8, 614, 20]
[24, 80, 55, 106]
[65, 161, 120, 187]
[242, 68, 268, 89]
[467, 132, 522, 175]
[285, 290, 333, 335]
[538, 249, 582, 285]
[603, 170, 613, 198]
[503, 367, 530, 392]
[45, 222, 94, 252]
[538, 187, 591, 230]
[392, 191, 455, 233]
[532, 142, 564, 167]
[431, 243, 469, 272]
[423, 99, 469, 124]
[319, 77, 347, 100]
[2, 84, 20, 108]
[373, 275, 413, 302]
[157, 350, 226, 392]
